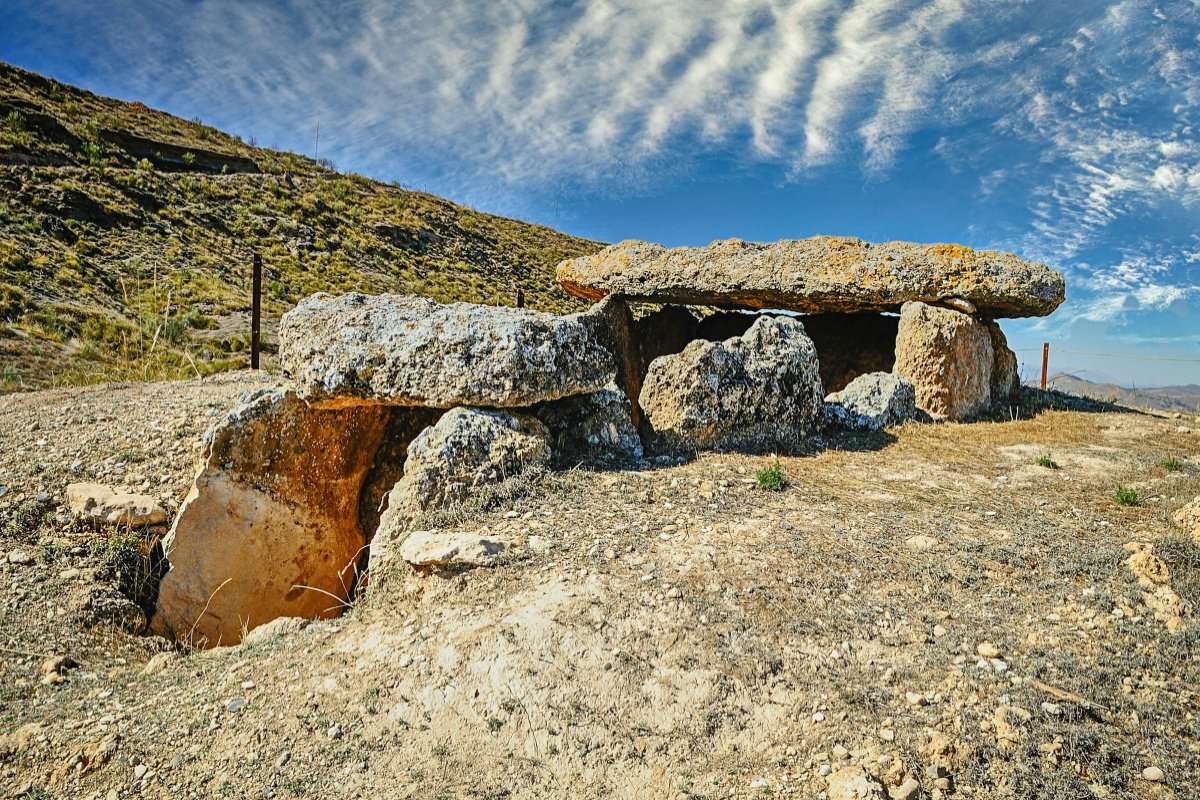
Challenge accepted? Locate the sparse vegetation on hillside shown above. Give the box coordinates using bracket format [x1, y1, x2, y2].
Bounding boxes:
[0, 62, 601, 391]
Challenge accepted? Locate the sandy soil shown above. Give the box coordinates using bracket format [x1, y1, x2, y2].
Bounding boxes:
[1, 374, 1198, 799]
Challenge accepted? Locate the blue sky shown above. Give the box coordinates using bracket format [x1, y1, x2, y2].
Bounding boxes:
[4, 0, 1199, 386]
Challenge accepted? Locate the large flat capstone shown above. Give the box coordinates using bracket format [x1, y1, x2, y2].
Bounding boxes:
[557, 237, 1064, 318]
[279, 292, 616, 408]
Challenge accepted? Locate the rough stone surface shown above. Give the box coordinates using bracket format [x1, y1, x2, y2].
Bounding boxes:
[398, 530, 508, 570]
[1173, 497, 1200, 538]
[800, 313, 899, 393]
[558, 237, 1065, 317]
[66, 483, 166, 528]
[1125, 542, 1187, 632]
[356, 408, 444, 540]
[826, 766, 888, 800]
[986, 320, 1020, 403]
[535, 384, 644, 467]
[894, 302, 994, 421]
[574, 295, 642, 428]
[150, 389, 390, 647]
[639, 316, 824, 453]
[632, 305, 699, 405]
[824, 372, 918, 431]
[242, 616, 310, 645]
[377, 407, 551, 534]
[279, 292, 615, 408]
[666, 310, 901, 394]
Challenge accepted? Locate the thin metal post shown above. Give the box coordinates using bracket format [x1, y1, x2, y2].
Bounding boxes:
[251, 253, 262, 370]
[1040, 342, 1049, 390]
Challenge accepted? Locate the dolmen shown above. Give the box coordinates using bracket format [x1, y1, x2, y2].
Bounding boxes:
[557, 236, 1062, 422]
[149, 236, 1063, 646]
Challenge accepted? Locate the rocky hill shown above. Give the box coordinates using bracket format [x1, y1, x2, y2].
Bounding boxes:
[1048, 373, 1200, 415]
[0, 62, 600, 392]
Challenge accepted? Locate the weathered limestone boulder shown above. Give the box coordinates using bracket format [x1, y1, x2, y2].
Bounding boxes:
[986, 320, 1020, 402]
[534, 384, 644, 467]
[66, 483, 166, 528]
[574, 295, 642, 427]
[356, 408, 444, 540]
[639, 316, 824, 453]
[377, 407, 551, 534]
[632, 305, 699, 406]
[1173, 497, 1200, 539]
[824, 373, 918, 432]
[558, 237, 1065, 318]
[279, 292, 615, 408]
[399, 531, 508, 570]
[826, 766, 887, 800]
[894, 302, 994, 421]
[692, 310, 900, 393]
[150, 390, 390, 647]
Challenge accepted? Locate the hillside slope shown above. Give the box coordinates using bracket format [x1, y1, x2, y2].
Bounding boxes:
[0, 62, 601, 391]
[1048, 373, 1200, 415]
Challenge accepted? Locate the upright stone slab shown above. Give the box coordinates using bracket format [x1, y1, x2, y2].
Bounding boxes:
[534, 384, 644, 467]
[893, 302, 993, 421]
[985, 320, 1020, 403]
[557, 237, 1065, 318]
[574, 295, 643, 428]
[639, 316, 824, 453]
[150, 390, 390, 646]
[377, 407, 552, 535]
[279, 292, 615, 408]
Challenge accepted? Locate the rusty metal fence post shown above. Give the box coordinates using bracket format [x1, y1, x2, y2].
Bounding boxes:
[1040, 342, 1049, 390]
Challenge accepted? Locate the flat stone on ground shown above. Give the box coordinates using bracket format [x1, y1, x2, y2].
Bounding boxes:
[66, 483, 167, 529]
[398, 531, 508, 570]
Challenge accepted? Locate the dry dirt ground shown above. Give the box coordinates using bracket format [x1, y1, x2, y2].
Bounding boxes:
[2, 373, 1199, 799]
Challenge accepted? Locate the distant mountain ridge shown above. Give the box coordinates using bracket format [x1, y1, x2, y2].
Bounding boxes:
[1044, 372, 1200, 414]
[0, 62, 602, 391]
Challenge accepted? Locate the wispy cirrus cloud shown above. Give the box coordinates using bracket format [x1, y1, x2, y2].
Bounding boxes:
[12, 0, 1200, 350]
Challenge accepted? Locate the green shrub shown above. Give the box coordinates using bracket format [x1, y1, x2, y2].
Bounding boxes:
[756, 460, 787, 492]
[80, 140, 106, 168]
[1113, 486, 1139, 506]
[1160, 456, 1183, 472]
[1035, 454, 1059, 470]
[1, 110, 31, 147]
